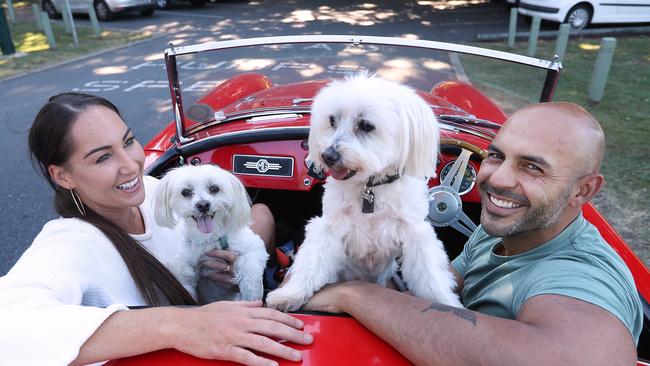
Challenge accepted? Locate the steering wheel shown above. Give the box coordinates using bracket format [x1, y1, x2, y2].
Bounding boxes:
[427, 138, 487, 237]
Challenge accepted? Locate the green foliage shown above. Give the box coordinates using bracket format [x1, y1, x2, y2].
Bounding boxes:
[1, 17, 150, 79]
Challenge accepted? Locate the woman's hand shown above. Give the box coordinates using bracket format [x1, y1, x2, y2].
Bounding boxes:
[169, 300, 313, 366]
[201, 249, 238, 289]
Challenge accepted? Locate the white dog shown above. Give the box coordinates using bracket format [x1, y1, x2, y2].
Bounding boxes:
[266, 74, 462, 311]
[154, 164, 268, 303]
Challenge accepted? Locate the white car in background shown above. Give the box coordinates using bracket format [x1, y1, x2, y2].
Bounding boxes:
[42, 0, 155, 21]
[518, 0, 650, 30]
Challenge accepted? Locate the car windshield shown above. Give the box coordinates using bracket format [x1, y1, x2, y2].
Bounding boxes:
[165, 36, 560, 137]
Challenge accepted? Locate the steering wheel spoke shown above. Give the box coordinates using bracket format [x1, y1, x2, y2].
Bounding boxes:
[441, 148, 472, 192]
[428, 140, 487, 238]
[451, 210, 478, 237]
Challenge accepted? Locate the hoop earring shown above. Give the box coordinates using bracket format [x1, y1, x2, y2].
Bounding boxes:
[70, 189, 86, 216]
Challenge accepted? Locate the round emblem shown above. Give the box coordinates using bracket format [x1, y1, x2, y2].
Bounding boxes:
[256, 159, 270, 173]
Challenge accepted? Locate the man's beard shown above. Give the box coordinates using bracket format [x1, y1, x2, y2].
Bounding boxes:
[480, 183, 573, 238]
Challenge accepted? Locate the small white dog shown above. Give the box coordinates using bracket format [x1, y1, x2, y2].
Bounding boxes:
[266, 74, 462, 311]
[154, 164, 268, 303]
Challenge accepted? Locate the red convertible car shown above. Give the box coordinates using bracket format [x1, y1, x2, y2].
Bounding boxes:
[106, 35, 650, 365]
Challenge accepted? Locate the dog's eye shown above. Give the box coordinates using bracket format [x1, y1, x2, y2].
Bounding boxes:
[209, 185, 220, 194]
[181, 188, 193, 198]
[329, 115, 336, 128]
[358, 119, 375, 133]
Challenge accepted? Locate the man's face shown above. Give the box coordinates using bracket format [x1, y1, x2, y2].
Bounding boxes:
[476, 114, 580, 238]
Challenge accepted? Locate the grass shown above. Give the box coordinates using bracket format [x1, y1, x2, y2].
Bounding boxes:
[0, 1, 151, 80]
[462, 36, 650, 267]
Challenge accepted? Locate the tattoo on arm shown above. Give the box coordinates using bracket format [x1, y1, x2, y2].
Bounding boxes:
[423, 303, 477, 326]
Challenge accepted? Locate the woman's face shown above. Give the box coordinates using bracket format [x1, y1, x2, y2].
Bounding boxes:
[50, 105, 146, 216]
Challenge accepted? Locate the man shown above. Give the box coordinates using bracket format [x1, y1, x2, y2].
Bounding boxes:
[304, 102, 643, 365]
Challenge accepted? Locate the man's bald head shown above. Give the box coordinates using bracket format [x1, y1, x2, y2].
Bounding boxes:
[504, 102, 605, 176]
[478, 102, 607, 243]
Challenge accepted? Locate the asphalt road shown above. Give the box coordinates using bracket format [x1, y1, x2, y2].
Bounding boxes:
[0, 0, 524, 275]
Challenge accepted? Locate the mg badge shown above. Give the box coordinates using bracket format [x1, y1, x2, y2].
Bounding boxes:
[234, 154, 294, 177]
[244, 159, 281, 173]
[255, 159, 270, 173]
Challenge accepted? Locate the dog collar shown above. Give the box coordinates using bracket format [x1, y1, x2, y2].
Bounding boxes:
[361, 173, 401, 214]
[218, 235, 229, 250]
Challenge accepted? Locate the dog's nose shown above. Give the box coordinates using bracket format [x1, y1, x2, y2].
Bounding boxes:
[196, 200, 211, 213]
[321, 147, 340, 167]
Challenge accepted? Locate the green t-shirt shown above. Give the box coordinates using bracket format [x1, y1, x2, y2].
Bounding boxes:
[451, 214, 643, 344]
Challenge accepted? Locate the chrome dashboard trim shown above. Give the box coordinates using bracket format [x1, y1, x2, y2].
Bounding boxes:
[186, 108, 312, 134]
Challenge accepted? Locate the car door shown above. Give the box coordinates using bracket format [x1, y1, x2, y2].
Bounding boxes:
[68, 0, 89, 12]
[590, 1, 615, 22]
[615, 0, 650, 22]
[55, 0, 81, 14]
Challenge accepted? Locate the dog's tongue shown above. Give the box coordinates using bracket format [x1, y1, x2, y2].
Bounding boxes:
[329, 166, 351, 180]
[196, 215, 214, 234]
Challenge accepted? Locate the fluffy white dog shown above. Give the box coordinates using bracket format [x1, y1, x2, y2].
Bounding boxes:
[154, 164, 268, 303]
[266, 74, 462, 311]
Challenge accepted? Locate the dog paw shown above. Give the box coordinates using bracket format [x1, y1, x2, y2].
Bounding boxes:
[266, 288, 309, 312]
[240, 284, 264, 301]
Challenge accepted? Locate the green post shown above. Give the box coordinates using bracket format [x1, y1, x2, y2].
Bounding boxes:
[61, 0, 72, 33]
[554, 23, 570, 63]
[40, 11, 56, 49]
[588, 37, 617, 106]
[0, 7, 15, 55]
[62, 0, 78, 45]
[527, 16, 541, 57]
[32, 4, 43, 30]
[88, 5, 101, 38]
[507, 8, 517, 49]
[5, 0, 15, 22]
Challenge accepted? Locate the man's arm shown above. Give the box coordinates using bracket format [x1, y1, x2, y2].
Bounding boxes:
[304, 282, 637, 366]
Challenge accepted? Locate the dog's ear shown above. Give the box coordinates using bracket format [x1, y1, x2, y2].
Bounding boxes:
[398, 90, 439, 179]
[154, 171, 178, 229]
[225, 173, 252, 229]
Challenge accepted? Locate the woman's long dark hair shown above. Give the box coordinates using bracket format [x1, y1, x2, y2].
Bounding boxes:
[29, 92, 196, 306]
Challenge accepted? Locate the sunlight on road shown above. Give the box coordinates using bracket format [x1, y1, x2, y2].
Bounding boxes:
[144, 53, 164, 61]
[423, 60, 452, 70]
[299, 65, 325, 78]
[155, 99, 173, 113]
[378, 58, 419, 83]
[282, 4, 398, 27]
[94, 66, 130, 75]
[231, 58, 277, 71]
[401, 34, 421, 40]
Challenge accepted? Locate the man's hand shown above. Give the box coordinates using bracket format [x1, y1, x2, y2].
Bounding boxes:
[303, 281, 374, 314]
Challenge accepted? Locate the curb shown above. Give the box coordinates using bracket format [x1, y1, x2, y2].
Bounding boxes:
[0, 33, 166, 84]
[476, 25, 650, 41]
[448, 52, 469, 84]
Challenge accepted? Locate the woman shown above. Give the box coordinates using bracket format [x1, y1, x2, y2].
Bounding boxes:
[0, 93, 311, 366]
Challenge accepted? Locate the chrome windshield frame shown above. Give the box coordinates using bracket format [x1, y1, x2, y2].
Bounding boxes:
[164, 35, 562, 144]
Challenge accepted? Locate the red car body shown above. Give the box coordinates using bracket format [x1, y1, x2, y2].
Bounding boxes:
[108, 36, 650, 365]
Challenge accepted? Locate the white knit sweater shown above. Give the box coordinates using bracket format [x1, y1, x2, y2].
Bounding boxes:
[0, 176, 184, 366]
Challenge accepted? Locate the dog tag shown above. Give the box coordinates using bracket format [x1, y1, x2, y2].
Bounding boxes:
[306, 159, 326, 180]
[361, 188, 374, 213]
